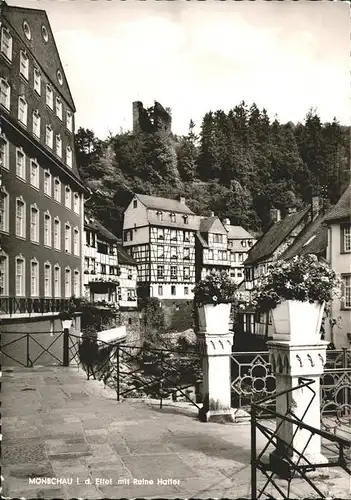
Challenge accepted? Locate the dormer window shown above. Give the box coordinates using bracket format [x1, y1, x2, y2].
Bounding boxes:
[241, 240, 247, 247]
[156, 211, 163, 221]
[183, 215, 188, 224]
[170, 212, 176, 223]
[133, 199, 137, 209]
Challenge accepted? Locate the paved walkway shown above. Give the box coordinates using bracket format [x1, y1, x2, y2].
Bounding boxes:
[2, 365, 350, 499]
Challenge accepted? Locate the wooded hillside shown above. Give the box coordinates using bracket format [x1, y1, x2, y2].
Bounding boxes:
[75, 102, 350, 237]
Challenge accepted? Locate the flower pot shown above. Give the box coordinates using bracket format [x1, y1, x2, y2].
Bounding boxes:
[271, 300, 325, 343]
[197, 303, 231, 334]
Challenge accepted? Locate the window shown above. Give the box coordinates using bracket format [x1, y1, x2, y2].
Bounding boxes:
[0, 253, 9, 296]
[0, 78, 10, 109]
[208, 249, 214, 260]
[66, 146, 72, 167]
[171, 246, 177, 259]
[32, 110, 41, 138]
[54, 177, 61, 202]
[157, 245, 164, 259]
[342, 275, 351, 309]
[15, 256, 25, 296]
[171, 285, 176, 296]
[157, 265, 164, 279]
[34, 68, 41, 94]
[170, 265, 177, 280]
[18, 96, 28, 125]
[184, 247, 190, 260]
[170, 229, 177, 241]
[183, 215, 188, 225]
[65, 267, 72, 298]
[44, 170, 52, 196]
[156, 211, 163, 221]
[213, 234, 223, 243]
[44, 212, 52, 247]
[54, 218, 61, 250]
[30, 160, 39, 188]
[1, 28, 13, 61]
[170, 213, 176, 223]
[55, 97, 62, 120]
[73, 270, 80, 297]
[44, 262, 52, 297]
[42, 25, 49, 42]
[23, 21, 31, 40]
[0, 188, 9, 232]
[101, 264, 106, 275]
[19, 51, 29, 79]
[184, 231, 190, 242]
[54, 265, 61, 297]
[55, 134, 62, 157]
[238, 253, 244, 262]
[45, 125, 53, 148]
[57, 70, 63, 86]
[30, 259, 39, 296]
[244, 313, 255, 334]
[184, 286, 189, 295]
[183, 267, 190, 280]
[237, 269, 243, 278]
[16, 198, 26, 238]
[0, 135, 9, 169]
[65, 223, 71, 253]
[73, 193, 80, 214]
[66, 110, 73, 132]
[241, 240, 247, 248]
[65, 186, 72, 209]
[30, 205, 39, 243]
[157, 285, 163, 296]
[16, 149, 26, 179]
[157, 228, 164, 240]
[342, 226, 351, 253]
[46, 84, 53, 108]
[133, 199, 137, 208]
[73, 228, 79, 256]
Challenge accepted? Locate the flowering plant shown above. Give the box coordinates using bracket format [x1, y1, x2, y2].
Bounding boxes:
[193, 271, 237, 307]
[252, 254, 341, 312]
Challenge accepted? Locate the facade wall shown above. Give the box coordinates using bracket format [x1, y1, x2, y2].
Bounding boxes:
[326, 223, 351, 348]
[123, 197, 148, 232]
[0, 8, 84, 307]
[118, 263, 138, 308]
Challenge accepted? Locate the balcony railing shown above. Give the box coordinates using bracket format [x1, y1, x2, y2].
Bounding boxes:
[0, 297, 75, 317]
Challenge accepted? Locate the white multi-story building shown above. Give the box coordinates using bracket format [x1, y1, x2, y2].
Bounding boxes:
[223, 219, 256, 284]
[123, 194, 197, 300]
[116, 243, 138, 310]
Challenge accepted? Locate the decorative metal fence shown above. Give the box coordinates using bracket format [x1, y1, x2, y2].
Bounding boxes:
[231, 349, 351, 428]
[0, 297, 74, 316]
[251, 378, 351, 499]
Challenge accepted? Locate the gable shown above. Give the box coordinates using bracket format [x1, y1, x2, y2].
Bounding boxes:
[3, 4, 75, 110]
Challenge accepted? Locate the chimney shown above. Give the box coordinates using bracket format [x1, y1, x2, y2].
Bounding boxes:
[223, 218, 231, 226]
[176, 195, 186, 205]
[270, 208, 281, 223]
[311, 196, 319, 219]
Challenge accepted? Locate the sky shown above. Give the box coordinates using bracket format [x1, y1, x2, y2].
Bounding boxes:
[7, 0, 350, 139]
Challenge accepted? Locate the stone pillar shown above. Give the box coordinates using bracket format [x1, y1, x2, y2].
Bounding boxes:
[268, 340, 329, 474]
[197, 332, 235, 422]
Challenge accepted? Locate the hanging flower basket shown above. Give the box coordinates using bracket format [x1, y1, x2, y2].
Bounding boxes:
[193, 271, 236, 334]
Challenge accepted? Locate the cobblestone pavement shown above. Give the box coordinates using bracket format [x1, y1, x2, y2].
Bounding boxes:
[1, 365, 350, 499]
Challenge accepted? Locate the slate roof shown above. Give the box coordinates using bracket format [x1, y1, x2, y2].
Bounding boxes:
[199, 217, 226, 233]
[323, 184, 351, 223]
[280, 213, 328, 260]
[85, 220, 118, 242]
[226, 225, 255, 240]
[244, 207, 310, 265]
[117, 245, 137, 266]
[136, 194, 194, 215]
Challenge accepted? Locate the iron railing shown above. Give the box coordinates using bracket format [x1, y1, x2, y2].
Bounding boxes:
[67, 333, 203, 410]
[251, 378, 351, 499]
[1, 330, 65, 367]
[0, 297, 75, 317]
